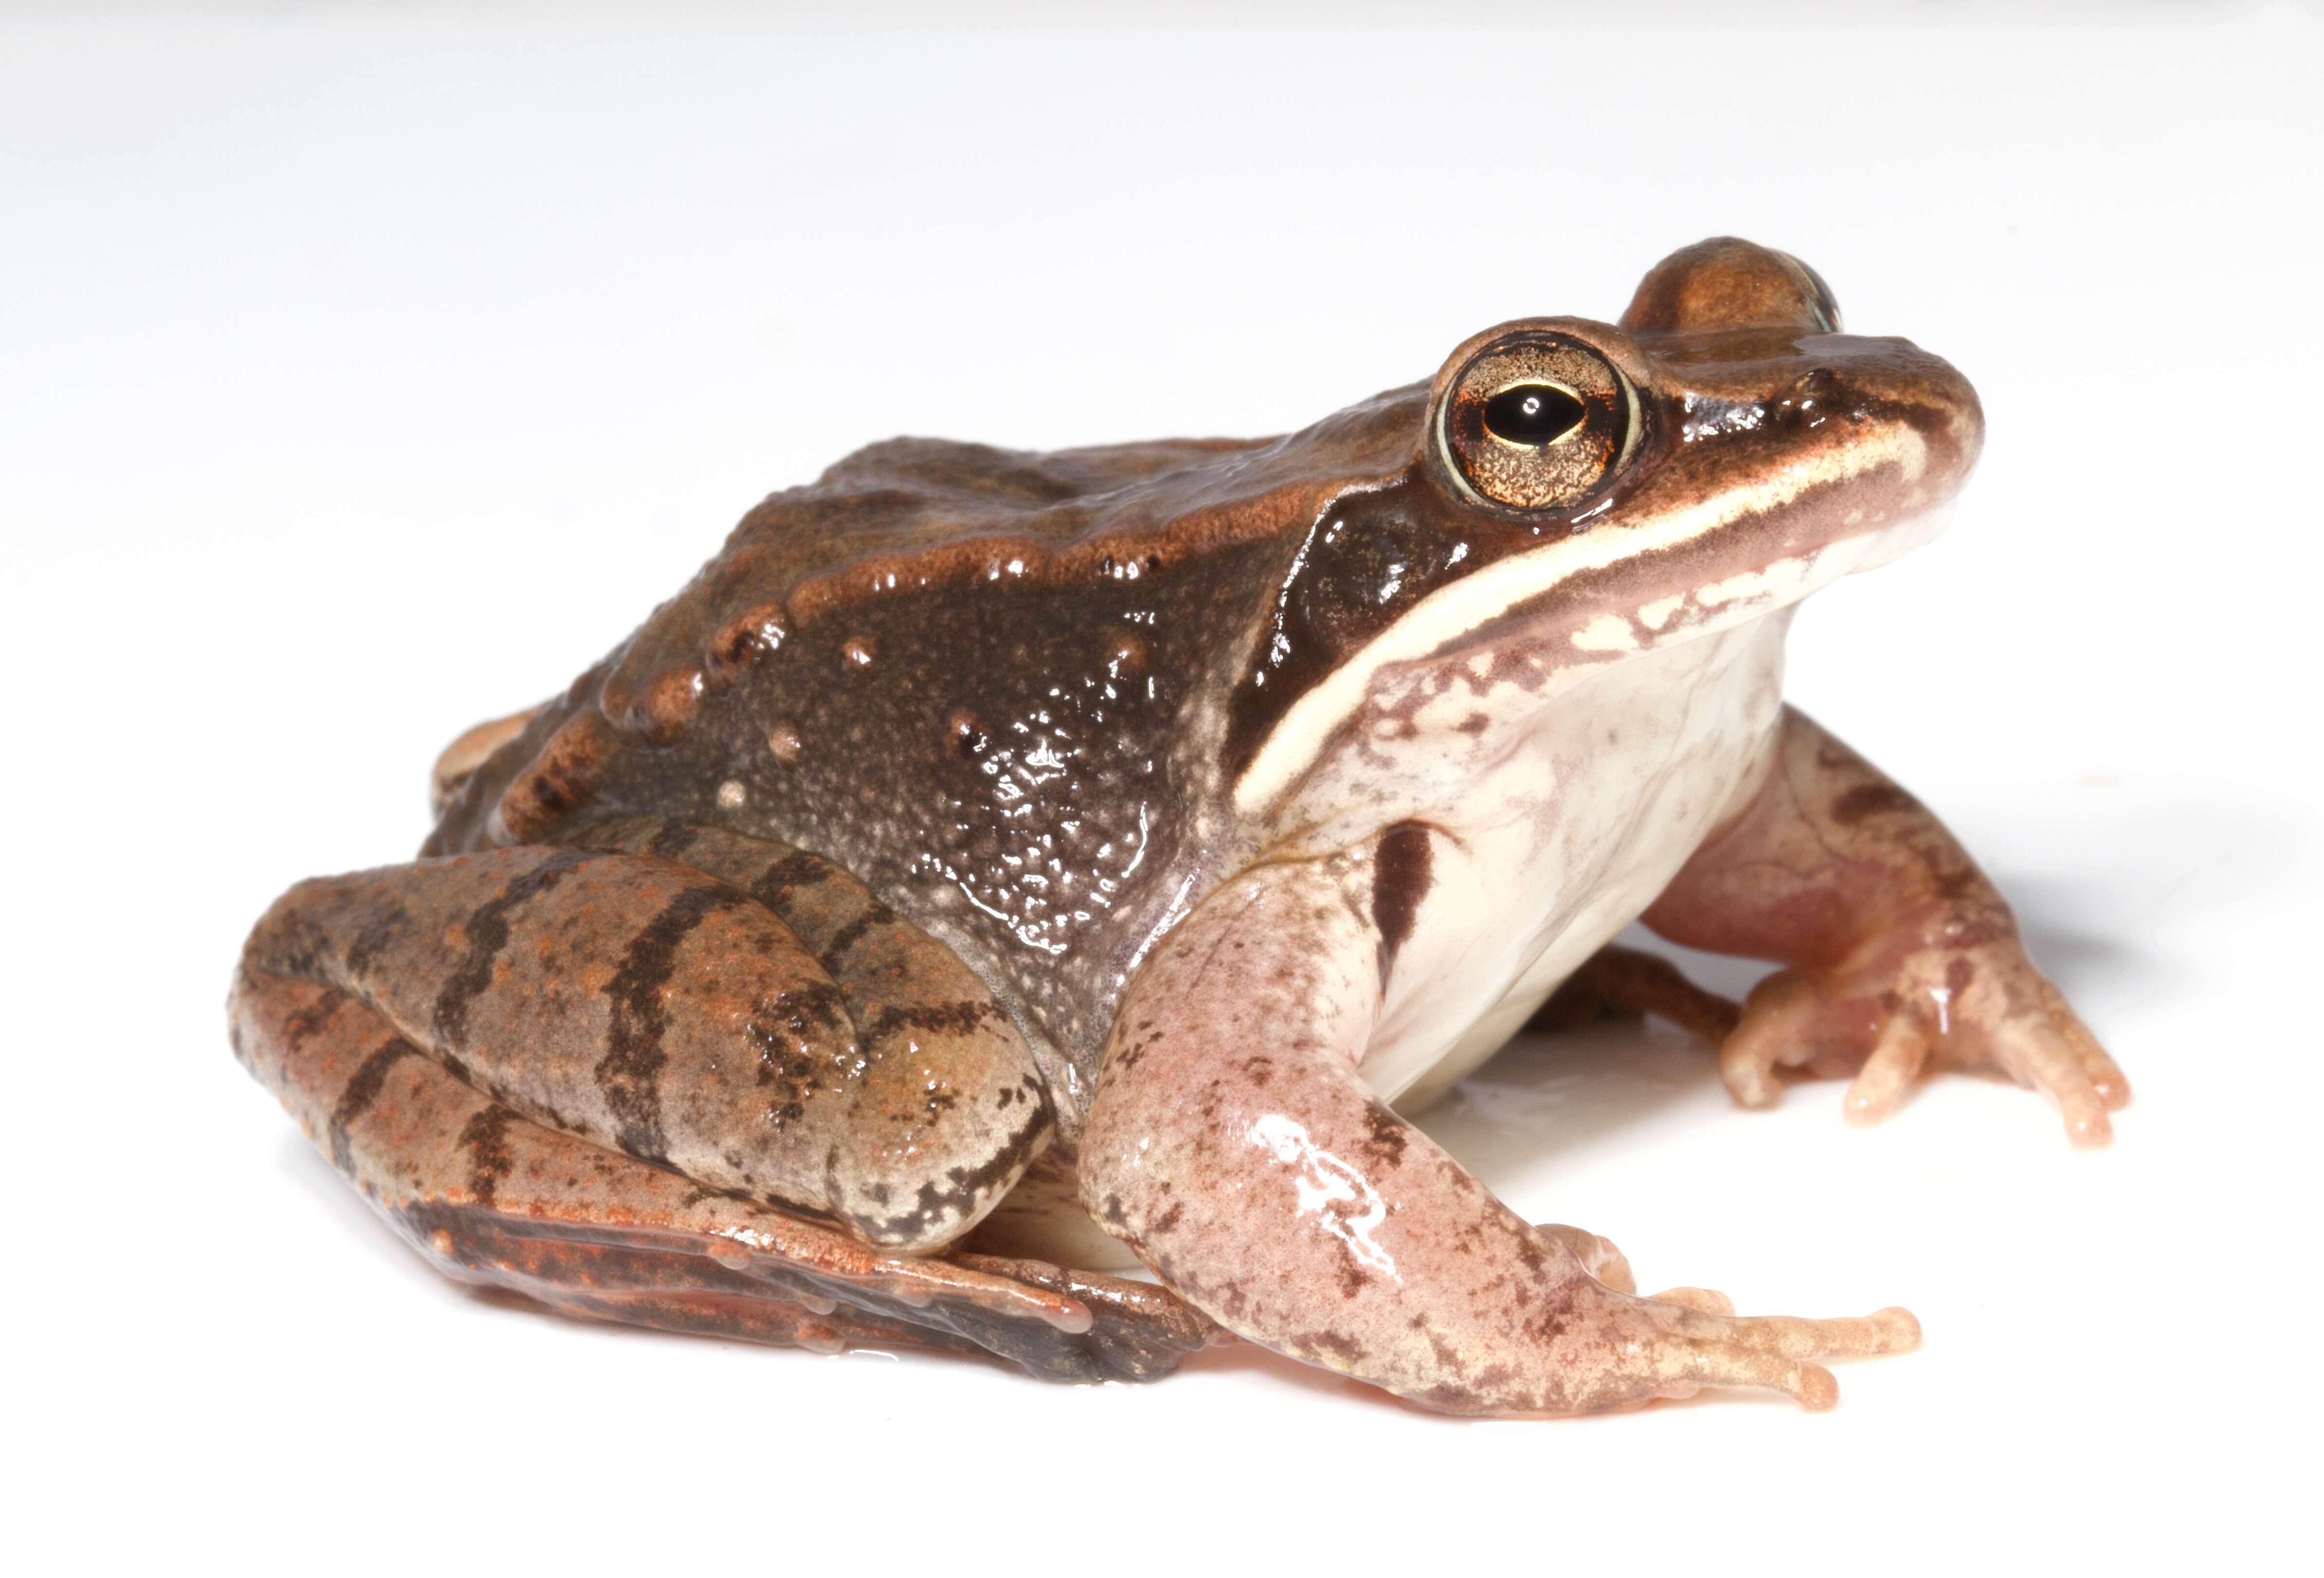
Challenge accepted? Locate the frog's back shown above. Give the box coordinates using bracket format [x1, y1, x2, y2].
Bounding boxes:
[424, 404, 1420, 1065]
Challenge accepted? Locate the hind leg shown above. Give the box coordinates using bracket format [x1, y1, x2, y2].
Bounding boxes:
[1526, 944, 1744, 1045]
[230, 823, 1217, 1379]
[230, 966, 1215, 1380]
[239, 837, 1051, 1249]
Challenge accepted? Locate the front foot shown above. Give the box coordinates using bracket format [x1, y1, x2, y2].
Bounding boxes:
[1720, 935, 2131, 1146]
[1643, 707, 2133, 1148]
[1536, 1223, 1917, 1412]
[1564, 1281, 1919, 1415]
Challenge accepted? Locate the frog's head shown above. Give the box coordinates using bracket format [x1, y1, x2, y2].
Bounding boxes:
[1229, 236, 1983, 814]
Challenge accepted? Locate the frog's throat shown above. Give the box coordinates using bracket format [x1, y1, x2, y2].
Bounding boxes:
[1231, 424, 1948, 815]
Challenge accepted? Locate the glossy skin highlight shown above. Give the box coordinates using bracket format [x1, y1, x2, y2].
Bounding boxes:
[230, 238, 2123, 1415]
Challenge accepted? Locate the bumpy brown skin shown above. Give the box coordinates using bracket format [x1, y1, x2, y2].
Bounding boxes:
[1643, 708, 2130, 1144]
[233, 238, 2089, 1414]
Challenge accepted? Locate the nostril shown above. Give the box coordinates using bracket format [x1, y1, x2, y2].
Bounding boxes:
[1775, 367, 1848, 428]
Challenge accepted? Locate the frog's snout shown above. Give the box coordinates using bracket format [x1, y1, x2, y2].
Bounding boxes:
[1802, 336, 1987, 492]
[1887, 343, 1986, 488]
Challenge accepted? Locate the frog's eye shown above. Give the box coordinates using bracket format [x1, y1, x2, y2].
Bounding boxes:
[1433, 330, 1640, 517]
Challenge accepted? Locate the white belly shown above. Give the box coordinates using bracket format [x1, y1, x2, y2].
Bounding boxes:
[1355, 609, 1793, 1108]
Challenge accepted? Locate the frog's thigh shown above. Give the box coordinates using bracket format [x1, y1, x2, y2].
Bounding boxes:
[229, 967, 1215, 1380]
[239, 842, 1047, 1252]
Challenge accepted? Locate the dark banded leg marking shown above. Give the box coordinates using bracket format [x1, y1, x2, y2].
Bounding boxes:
[595, 883, 750, 1163]
[243, 847, 880, 1232]
[565, 818, 1061, 1248]
[429, 845, 593, 1047]
[327, 1033, 422, 1172]
[455, 1104, 520, 1210]
[228, 964, 1216, 1381]
[814, 903, 898, 972]
[240, 827, 1066, 1283]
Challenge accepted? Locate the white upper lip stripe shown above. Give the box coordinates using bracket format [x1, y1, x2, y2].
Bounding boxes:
[1232, 421, 1934, 813]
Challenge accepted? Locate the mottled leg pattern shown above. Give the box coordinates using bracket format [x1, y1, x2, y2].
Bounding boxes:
[232, 823, 1216, 1377]
[229, 965, 1215, 1380]
[240, 837, 1052, 1248]
[1646, 706, 2132, 1145]
[1080, 858, 1915, 1417]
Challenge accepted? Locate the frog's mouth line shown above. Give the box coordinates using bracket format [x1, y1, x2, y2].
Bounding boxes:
[1232, 425, 1947, 815]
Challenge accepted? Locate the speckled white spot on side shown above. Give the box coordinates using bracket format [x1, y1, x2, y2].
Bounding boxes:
[716, 780, 746, 811]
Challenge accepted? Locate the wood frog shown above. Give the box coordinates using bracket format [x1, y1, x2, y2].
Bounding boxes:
[232, 238, 2127, 1415]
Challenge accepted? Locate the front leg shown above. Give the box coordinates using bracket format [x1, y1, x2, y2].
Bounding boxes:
[1645, 706, 2130, 1145]
[1080, 856, 1914, 1417]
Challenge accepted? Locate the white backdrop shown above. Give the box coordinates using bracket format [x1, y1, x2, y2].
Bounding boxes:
[6, 8, 2317, 1573]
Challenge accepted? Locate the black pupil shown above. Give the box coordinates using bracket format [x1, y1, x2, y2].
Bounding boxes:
[1482, 383, 1585, 445]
